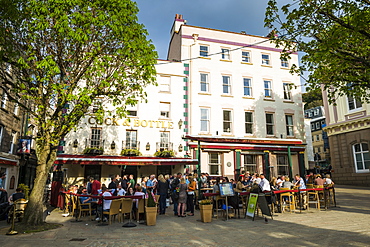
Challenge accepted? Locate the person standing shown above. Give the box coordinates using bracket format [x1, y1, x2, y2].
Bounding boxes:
[177, 177, 188, 217]
[171, 173, 181, 216]
[128, 174, 136, 190]
[157, 175, 169, 215]
[259, 174, 271, 192]
[0, 173, 6, 197]
[186, 175, 196, 216]
[91, 177, 101, 195]
[108, 176, 117, 196]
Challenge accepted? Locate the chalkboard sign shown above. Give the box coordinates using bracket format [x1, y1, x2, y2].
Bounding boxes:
[219, 182, 235, 197]
[257, 193, 272, 217]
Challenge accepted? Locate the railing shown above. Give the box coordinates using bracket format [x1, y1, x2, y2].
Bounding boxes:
[156, 142, 173, 151]
[121, 141, 140, 150]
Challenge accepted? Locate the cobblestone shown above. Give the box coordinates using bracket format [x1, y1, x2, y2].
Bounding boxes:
[0, 185, 369, 247]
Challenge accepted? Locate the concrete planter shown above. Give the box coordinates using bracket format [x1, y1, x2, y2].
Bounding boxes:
[199, 204, 213, 223]
[145, 206, 157, 226]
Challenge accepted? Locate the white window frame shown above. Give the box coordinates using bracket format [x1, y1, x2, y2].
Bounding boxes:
[262, 53, 271, 65]
[347, 96, 362, 111]
[223, 110, 232, 133]
[13, 102, 19, 115]
[9, 131, 17, 154]
[0, 125, 3, 149]
[244, 154, 257, 173]
[281, 58, 289, 68]
[126, 104, 138, 117]
[90, 127, 102, 148]
[285, 115, 294, 137]
[159, 75, 170, 92]
[1, 92, 7, 109]
[222, 75, 231, 95]
[125, 130, 138, 149]
[159, 102, 170, 119]
[264, 80, 272, 98]
[353, 143, 370, 173]
[266, 113, 275, 135]
[243, 78, 252, 97]
[159, 131, 170, 150]
[242, 51, 251, 63]
[200, 108, 210, 133]
[221, 48, 230, 60]
[200, 45, 209, 57]
[277, 155, 289, 176]
[200, 73, 209, 92]
[245, 111, 253, 134]
[209, 153, 221, 176]
[283, 83, 292, 100]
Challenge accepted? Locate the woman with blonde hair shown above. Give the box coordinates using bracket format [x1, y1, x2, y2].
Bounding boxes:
[177, 177, 188, 217]
[186, 175, 196, 216]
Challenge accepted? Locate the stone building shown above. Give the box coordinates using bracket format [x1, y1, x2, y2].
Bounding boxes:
[323, 90, 370, 186]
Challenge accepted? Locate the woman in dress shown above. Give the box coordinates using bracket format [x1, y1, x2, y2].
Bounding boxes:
[177, 177, 188, 217]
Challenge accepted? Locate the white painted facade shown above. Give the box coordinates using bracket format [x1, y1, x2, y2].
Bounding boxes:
[168, 16, 306, 179]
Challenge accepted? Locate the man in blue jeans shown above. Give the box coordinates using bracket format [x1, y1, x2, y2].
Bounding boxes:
[170, 173, 181, 216]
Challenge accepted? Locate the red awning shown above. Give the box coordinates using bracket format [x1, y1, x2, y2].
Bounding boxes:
[55, 154, 198, 166]
[0, 158, 18, 166]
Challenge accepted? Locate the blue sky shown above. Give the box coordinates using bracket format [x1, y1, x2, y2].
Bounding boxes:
[134, 0, 307, 89]
[135, 0, 278, 59]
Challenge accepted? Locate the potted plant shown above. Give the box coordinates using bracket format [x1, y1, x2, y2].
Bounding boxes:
[145, 190, 157, 226]
[121, 148, 141, 156]
[83, 147, 103, 155]
[154, 150, 175, 157]
[199, 199, 213, 223]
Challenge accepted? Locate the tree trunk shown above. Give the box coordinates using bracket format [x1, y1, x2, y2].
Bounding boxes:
[22, 145, 56, 226]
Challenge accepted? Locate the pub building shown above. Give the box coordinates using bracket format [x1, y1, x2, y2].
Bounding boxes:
[55, 15, 309, 186]
[55, 60, 198, 187]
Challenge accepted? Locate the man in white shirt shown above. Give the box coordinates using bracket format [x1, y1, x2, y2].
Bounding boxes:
[259, 174, 271, 192]
[276, 175, 285, 189]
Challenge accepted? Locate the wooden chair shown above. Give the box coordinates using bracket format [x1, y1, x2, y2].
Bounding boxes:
[78, 200, 92, 221]
[103, 199, 121, 224]
[154, 195, 160, 210]
[213, 195, 226, 219]
[70, 195, 79, 218]
[279, 188, 295, 213]
[121, 198, 133, 223]
[324, 184, 335, 207]
[136, 198, 147, 222]
[307, 187, 320, 210]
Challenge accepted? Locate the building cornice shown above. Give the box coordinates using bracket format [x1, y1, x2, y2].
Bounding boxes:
[324, 115, 370, 136]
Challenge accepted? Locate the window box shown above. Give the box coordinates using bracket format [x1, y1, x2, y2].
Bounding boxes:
[83, 147, 103, 155]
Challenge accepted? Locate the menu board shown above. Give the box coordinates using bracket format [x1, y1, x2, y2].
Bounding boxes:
[246, 193, 259, 218]
[219, 182, 235, 197]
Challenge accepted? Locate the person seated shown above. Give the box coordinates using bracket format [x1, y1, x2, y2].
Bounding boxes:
[116, 184, 126, 196]
[259, 174, 271, 192]
[324, 174, 334, 185]
[8, 188, 25, 204]
[125, 187, 135, 196]
[95, 186, 112, 222]
[270, 177, 278, 191]
[276, 175, 285, 189]
[234, 176, 246, 193]
[79, 188, 92, 208]
[281, 177, 293, 189]
[314, 174, 324, 186]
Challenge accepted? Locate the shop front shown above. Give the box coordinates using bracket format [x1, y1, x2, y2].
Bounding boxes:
[54, 154, 198, 187]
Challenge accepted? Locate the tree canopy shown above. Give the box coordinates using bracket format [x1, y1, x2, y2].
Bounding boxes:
[0, 0, 157, 225]
[265, 0, 370, 104]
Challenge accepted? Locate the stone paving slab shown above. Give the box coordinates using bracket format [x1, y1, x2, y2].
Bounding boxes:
[0, 185, 369, 247]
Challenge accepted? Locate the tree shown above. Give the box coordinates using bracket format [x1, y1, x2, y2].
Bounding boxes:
[265, 0, 370, 104]
[0, 0, 157, 225]
[302, 87, 323, 110]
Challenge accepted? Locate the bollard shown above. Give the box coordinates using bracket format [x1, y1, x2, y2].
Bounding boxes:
[6, 204, 18, 235]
